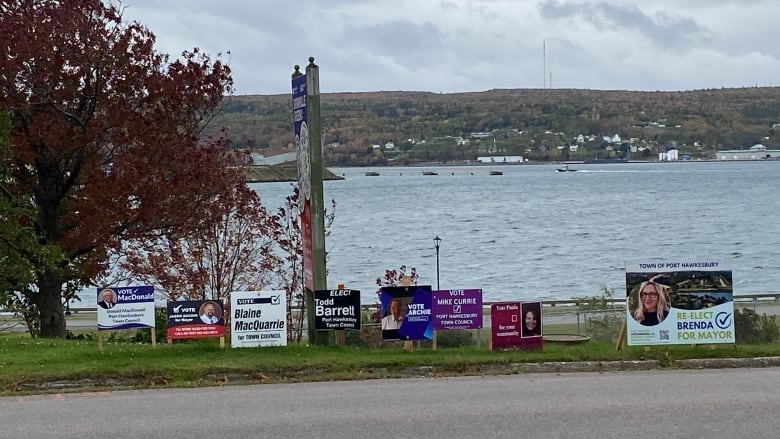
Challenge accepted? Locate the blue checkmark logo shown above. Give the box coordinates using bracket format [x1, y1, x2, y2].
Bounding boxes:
[716, 312, 732, 329]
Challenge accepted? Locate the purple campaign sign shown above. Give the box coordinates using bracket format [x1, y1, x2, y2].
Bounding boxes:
[432, 289, 483, 330]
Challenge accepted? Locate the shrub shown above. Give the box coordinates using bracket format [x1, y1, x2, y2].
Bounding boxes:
[131, 307, 167, 344]
[585, 312, 623, 343]
[734, 308, 779, 344]
[572, 284, 615, 310]
[435, 330, 473, 348]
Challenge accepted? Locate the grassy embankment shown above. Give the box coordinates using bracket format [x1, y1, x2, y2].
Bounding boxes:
[2, 319, 780, 396]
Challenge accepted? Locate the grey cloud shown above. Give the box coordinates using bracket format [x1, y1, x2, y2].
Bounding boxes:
[341, 20, 447, 69]
[538, 0, 711, 49]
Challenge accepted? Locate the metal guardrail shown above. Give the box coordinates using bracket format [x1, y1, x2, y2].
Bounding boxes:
[3, 293, 779, 315]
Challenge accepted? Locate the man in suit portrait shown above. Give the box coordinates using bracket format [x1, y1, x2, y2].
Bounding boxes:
[97, 289, 116, 309]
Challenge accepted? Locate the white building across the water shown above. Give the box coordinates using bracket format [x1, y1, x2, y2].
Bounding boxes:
[476, 155, 524, 163]
[716, 144, 780, 161]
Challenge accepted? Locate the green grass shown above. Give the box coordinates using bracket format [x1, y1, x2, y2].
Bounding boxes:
[2, 329, 780, 396]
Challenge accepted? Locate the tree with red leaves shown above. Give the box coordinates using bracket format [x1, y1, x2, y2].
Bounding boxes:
[0, 0, 239, 337]
[101, 185, 280, 302]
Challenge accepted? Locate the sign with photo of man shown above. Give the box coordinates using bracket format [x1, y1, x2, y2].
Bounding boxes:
[97, 286, 155, 330]
[166, 300, 225, 340]
[379, 285, 432, 341]
[626, 261, 734, 346]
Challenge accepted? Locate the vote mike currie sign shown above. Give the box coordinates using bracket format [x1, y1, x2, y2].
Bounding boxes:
[432, 289, 483, 330]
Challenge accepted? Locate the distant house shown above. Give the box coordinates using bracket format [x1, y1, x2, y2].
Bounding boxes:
[659, 149, 679, 161]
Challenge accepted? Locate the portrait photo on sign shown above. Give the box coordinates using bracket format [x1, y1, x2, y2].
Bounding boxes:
[198, 301, 223, 324]
[97, 288, 117, 309]
[626, 270, 733, 327]
[379, 285, 432, 341]
[521, 302, 542, 337]
[380, 294, 411, 340]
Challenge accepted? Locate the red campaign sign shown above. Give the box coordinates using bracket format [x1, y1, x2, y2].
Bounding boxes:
[301, 201, 314, 291]
[167, 324, 225, 340]
[491, 302, 522, 350]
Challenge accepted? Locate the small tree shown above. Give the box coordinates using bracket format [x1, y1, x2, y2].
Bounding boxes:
[373, 265, 418, 319]
[274, 185, 336, 343]
[101, 184, 280, 301]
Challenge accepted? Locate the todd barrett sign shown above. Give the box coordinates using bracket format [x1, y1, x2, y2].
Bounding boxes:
[314, 289, 360, 330]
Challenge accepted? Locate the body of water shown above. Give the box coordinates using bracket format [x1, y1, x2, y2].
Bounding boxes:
[252, 160, 780, 304]
[65, 160, 779, 308]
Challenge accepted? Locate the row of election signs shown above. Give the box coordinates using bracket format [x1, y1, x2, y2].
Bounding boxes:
[95, 286, 541, 350]
[95, 261, 735, 348]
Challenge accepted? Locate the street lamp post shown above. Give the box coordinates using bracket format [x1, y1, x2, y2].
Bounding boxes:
[433, 235, 441, 290]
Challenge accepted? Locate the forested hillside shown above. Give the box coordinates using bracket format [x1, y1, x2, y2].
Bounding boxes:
[207, 87, 780, 165]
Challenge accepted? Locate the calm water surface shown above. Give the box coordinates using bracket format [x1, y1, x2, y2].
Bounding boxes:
[252, 161, 780, 303]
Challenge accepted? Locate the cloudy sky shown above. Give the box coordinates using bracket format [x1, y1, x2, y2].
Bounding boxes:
[120, 0, 778, 95]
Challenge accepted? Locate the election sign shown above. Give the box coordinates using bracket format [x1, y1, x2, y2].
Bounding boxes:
[230, 290, 287, 348]
[97, 286, 155, 330]
[490, 302, 522, 350]
[166, 300, 225, 340]
[292, 73, 313, 291]
[626, 261, 734, 346]
[314, 289, 360, 330]
[432, 289, 483, 330]
[379, 285, 432, 341]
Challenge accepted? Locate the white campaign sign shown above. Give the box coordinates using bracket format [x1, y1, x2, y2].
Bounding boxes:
[230, 290, 287, 348]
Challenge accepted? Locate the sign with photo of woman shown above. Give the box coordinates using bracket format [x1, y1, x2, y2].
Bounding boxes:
[626, 261, 734, 346]
[521, 302, 542, 338]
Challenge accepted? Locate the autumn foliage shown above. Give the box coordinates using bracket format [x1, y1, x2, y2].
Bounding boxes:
[0, 0, 241, 337]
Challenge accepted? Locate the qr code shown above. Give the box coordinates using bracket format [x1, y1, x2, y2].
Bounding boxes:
[659, 330, 669, 341]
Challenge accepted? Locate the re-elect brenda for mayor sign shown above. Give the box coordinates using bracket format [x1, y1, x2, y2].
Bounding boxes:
[625, 261, 735, 346]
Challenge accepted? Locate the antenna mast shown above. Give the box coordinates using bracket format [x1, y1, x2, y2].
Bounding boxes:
[543, 39, 546, 88]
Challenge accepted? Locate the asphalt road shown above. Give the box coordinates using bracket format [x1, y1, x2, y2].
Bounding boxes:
[3, 368, 780, 439]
